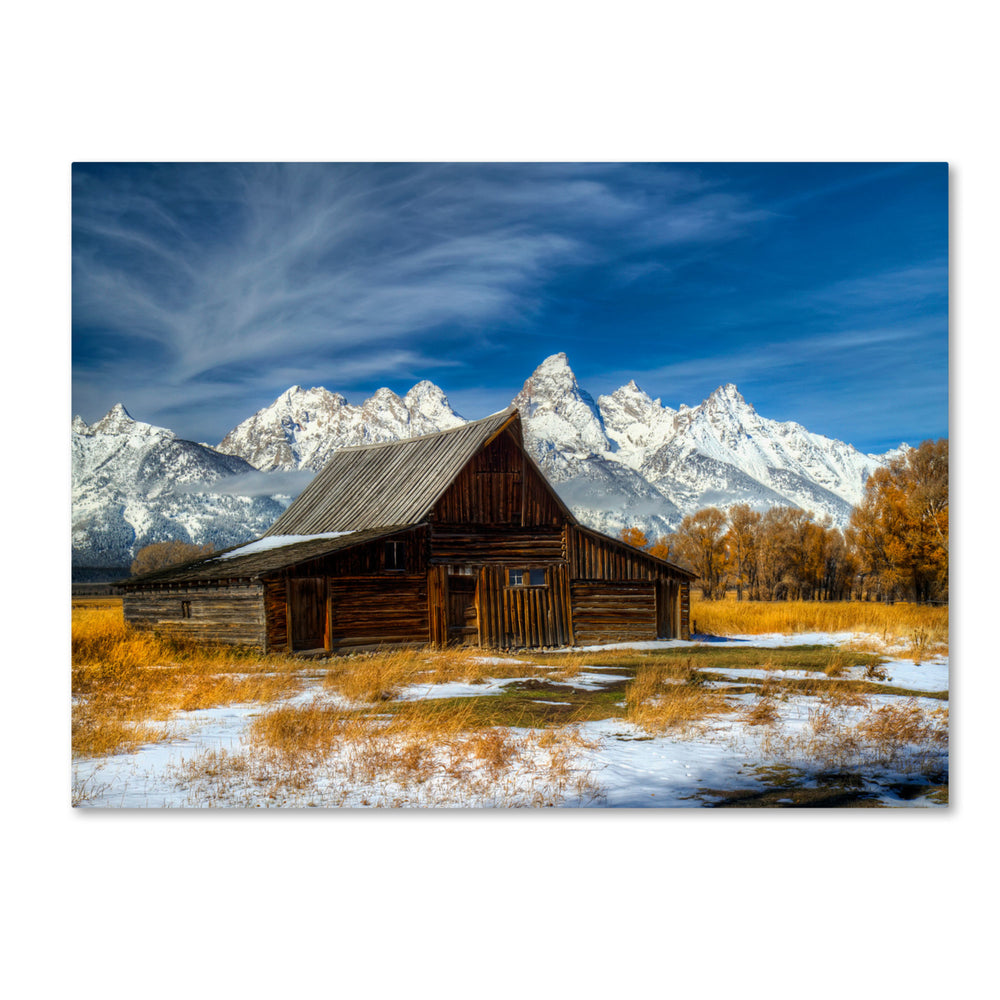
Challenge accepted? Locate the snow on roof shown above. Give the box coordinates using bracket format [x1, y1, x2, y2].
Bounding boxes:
[210, 532, 353, 561]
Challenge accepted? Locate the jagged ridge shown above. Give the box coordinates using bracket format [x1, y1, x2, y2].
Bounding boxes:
[73, 355, 902, 570]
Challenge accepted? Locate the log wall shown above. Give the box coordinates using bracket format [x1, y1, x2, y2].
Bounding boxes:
[570, 581, 657, 645]
[286, 526, 428, 578]
[123, 584, 266, 647]
[429, 525, 564, 564]
[326, 575, 429, 649]
[262, 573, 430, 651]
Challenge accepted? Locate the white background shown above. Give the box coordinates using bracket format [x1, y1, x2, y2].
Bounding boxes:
[2, 2, 992, 996]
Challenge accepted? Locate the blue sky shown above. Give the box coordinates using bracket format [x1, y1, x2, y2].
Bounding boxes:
[72, 162, 948, 453]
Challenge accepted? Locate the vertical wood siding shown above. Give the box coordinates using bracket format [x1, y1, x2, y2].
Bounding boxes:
[264, 577, 288, 651]
[474, 564, 572, 648]
[431, 430, 564, 527]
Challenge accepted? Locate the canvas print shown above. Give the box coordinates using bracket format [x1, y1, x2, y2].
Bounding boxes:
[71, 162, 948, 808]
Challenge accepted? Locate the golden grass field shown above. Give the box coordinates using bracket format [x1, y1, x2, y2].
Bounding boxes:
[71, 597, 949, 806]
[690, 594, 949, 660]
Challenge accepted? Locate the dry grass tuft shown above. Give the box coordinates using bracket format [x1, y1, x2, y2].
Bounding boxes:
[233, 698, 603, 806]
[823, 653, 846, 678]
[760, 698, 948, 774]
[819, 683, 870, 709]
[856, 701, 949, 759]
[624, 663, 734, 734]
[902, 625, 948, 664]
[72, 603, 306, 759]
[742, 696, 780, 727]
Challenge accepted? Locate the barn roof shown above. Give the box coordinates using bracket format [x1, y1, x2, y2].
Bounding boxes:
[264, 407, 564, 536]
[119, 525, 413, 587]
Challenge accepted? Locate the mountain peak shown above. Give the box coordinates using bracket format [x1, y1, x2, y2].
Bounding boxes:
[514, 353, 609, 459]
[405, 379, 448, 406]
[532, 352, 576, 382]
[91, 403, 138, 435]
[710, 383, 747, 404]
[367, 386, 404, 406]
[703, 383, 755, 418]
[539, 350, 569, 368]
[404, 380, 464, 427]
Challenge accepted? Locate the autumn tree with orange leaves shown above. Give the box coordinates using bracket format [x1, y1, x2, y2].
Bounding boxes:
[618, 526, 649, 549]
[848, 439, 948, 603]
[673, 507, 730, 599]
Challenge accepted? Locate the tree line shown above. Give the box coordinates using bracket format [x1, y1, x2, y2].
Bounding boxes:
[620, 439, 948, 604]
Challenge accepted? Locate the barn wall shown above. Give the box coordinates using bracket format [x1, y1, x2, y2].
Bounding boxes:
[264, 577, 288, 651]
[122, 584, 265, 647]
[475, 563, 573, 649]
[567, 526, 670, 581]
[429, 525, 564, 564]
[263, 572, 430, 652]
[290, 526, 428, 578]
[570, 580, 658, 645]
[431, 430, 564, 527]
[326, 575, 429, 649]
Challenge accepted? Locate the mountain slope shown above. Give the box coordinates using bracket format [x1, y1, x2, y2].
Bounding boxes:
[510, 353, 681, 537]
[598, 382, 889, 524]
[72, 405, 286, 569]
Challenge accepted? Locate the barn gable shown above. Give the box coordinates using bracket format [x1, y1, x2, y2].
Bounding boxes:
[263, 409, 566, 536]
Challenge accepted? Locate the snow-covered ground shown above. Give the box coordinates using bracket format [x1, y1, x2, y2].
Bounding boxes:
[72, 632, 948, 809]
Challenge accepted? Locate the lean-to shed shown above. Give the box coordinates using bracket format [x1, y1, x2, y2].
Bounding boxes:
[120, 409, 694, 652]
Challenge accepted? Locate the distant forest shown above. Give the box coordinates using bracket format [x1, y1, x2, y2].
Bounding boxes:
[622, 440, 948, 605]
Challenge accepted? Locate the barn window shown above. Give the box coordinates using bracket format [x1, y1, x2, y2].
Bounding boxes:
[508, 568, 546, 587]
[384, 540, 407, 571]
[181, 600, 192, 618]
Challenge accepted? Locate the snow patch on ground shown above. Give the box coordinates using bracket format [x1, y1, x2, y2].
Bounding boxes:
[73, 632, 949, 808]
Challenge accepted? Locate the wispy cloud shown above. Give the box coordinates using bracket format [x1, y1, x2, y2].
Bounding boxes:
[75, 167, 585, 385]
[617, 323, 933, 392]
[175, 469, 316, 498]
[73, 163, 772, 439]
[806, 262, 948, 309]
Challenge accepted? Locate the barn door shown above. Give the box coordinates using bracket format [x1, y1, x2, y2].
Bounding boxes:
[446, 569, 478, 645]
[655, 579, 677, 639]
[288, 577, 326, 651]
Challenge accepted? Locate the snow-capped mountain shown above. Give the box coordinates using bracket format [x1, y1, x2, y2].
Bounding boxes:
[596, 378, 891, 526]
[72, 405, 286, 570]
[73, 354, 902, 572]
[510, 353, 681, 538]
[217, 381, 464, 472]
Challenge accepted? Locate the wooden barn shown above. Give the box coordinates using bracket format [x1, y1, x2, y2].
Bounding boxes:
[119, 409, 694, 652]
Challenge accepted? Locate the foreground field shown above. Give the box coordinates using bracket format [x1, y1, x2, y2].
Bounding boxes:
[72, 600, 949, 807]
